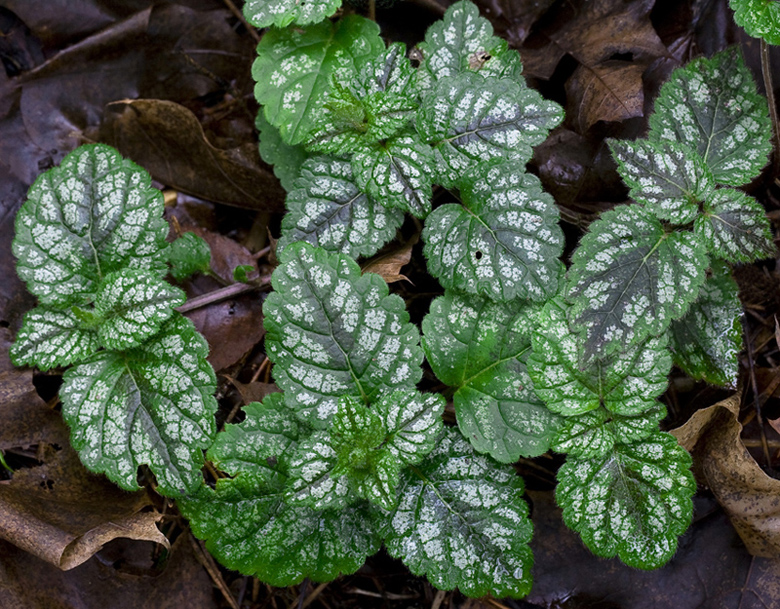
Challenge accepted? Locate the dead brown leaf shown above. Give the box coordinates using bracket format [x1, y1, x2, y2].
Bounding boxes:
[566, 60, 646, 132]
[102, 99, 285, 210]
[672, 394, 780, 557]
[226, 377, 280, 405]
[473, 0, 556, 47]
[362, 235, 419, 284]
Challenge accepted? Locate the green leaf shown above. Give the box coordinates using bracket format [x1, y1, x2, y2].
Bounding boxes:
[423, 161, 564, 302]
[527, 299, 672, 416]
[264, 242, 423, 427]
[256, 112, 311, 192]
[552, 405, 666, 460]
[208, 393, 301, 481]
[242, 0, 341, 28]
[648, 47, 771, 186]
[352, 134, 435, 218]
[253, 16, 384, 145]
[279, 156, 404, 259]
[608, 138, 713, 224]
[93, 269, 185, 351]
[416, 72, 563, 187]
[422, 291, 559, 461]
[59, 314, 217, 496]
[167, 232, 211, 281]
[233, 265, 255, 283]
[567, 204, 709, 362]
[13, 144, 168, 307]
[382, 428, 534, 598]
[415, 0, 524, 92]
[670, 262, 743, 387]
[10, 306, 100, 371]
[305, 81, 370, 155]
[352, 42, 417, 98]
[556, 432, 696, 570]
[181, 479, 381, 587]
[373, 390, 445, 467]
[695, 188, 775, 263]
[729, 0, 780, 45]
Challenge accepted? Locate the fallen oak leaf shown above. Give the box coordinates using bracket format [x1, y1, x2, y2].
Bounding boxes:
[361, 234, 419, 284]
[672, 394, 780, 557]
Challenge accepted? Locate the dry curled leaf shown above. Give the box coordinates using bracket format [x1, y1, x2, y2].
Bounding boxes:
[361, 235, 419, 284]
[672, 394, 780, 557]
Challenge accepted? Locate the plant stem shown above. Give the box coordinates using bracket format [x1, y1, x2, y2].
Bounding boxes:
[761, 39, 780, 174]
[175, 278, 269, 313]
[222, 0, 262, 43]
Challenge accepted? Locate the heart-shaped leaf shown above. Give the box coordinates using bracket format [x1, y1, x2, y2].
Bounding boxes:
[243, 0, 342, 28]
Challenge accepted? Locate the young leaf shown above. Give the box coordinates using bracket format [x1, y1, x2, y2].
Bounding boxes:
[181, 479, 381, 587]
[422, 291, 559, 462]
[415, 0, 524, 92]
[352, 42, 417, 98]
[695, 188, 775, 263]
[608, 138, 713, 224]
[209, 393, 301, 481]
[556, 432, 696, 570]
[256, 112, 311, 192]
[373, 390, 445, 466]
[552, 405, 666, 460]
[423, 161, 564, 302]
[264, 243, 423, 427]
[648, 47, 771, 186]
[670, 262, 743, 387]
[253, 16, 384, 145]
[729, 0, 780, 45]
[243, 0, 341, 29]
[13, 144, 168, 307]
[93, 269, 185, 351]
[279, 157, 404, 259]
[10, 307, 100, 371]
[59, 314, 217, 496]
[567, 204, 708, 362]
[382, 428, 534, 599]
[416, 72, 563, 187]
[167, 232, 211, 281]
[352, 134, 435, 218]
[305, 81, 370, 155]
[527, 299, 672, 416]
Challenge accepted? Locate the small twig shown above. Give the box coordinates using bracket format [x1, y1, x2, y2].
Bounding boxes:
[368, 0, 377, 21]
[745, 320, 773, 467]
[302, 582, 329, 609]
[250, 357, 271, 384]
[406, 0, 447, 15]
[189, 534, 240, 609]
[761, 39, 780, 174]
[175, 278, 269, 313]
[222, 0, 262, 43]
[431, 590, 447, 609]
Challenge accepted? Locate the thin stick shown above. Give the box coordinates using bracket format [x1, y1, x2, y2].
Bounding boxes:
[762, 39, 780, 174]
[222, 0, 262, 43]
[175, 278, 269, 313]
[368, 0, 376, 21]
[302, 582, 329, 609]
[745, 319, 773, 467]
[189, 534, 240, 609]
[250, 357, 271, 384]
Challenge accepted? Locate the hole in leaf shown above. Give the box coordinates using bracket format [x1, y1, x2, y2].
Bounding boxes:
[475, 251, 483, 260]
[39, 479, 54, 491]
[609, 52, 634, 62]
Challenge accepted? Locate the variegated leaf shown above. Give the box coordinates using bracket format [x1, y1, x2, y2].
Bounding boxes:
[243, 0, 341, 28]
[352, 42, 417, 98]
[256, 112, 311, 192]
[729, 0, 780, 45]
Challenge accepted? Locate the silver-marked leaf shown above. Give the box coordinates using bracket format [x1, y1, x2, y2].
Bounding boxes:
[256, 112, 311, 192]
[416, 72, 563, 187]
[10, 306, 100, 371]
[305, 81, 370, 155]
[279, 156, 403, 259]
[253, 16, 384, 145]
[167, 232, 211, 281]
[382, 428, 534, 598]
[352, 42, 417, 98]
[286, 430, 354, 510]
[527, 299, 671, 416]
[648, 47, 771, 186]
[264, 242, 423, 427]
[552, 405, 666, 460]
[670, 262, 743, 387]
[608, 138, 713, 224]
[13, 144, 168, 307]
[94, 269, 185, 351]
[209, 393, 302, 480]
[374, 390, 445, 466]
[423, 161, 565, 302]
[362, 92, 418, 141]
[567, 204, 709, 362]
[181, 479, 380, 587]
[556, 432, 696, 570]
[415, 0, 524, 93]
[422, 291, 559, 461]
[59, 314, 217, 496]
[242, 0, 341, 28]
[352, 134, 435, 218]
[730, 0, 780, 45]
[695, 188, 775, 262]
